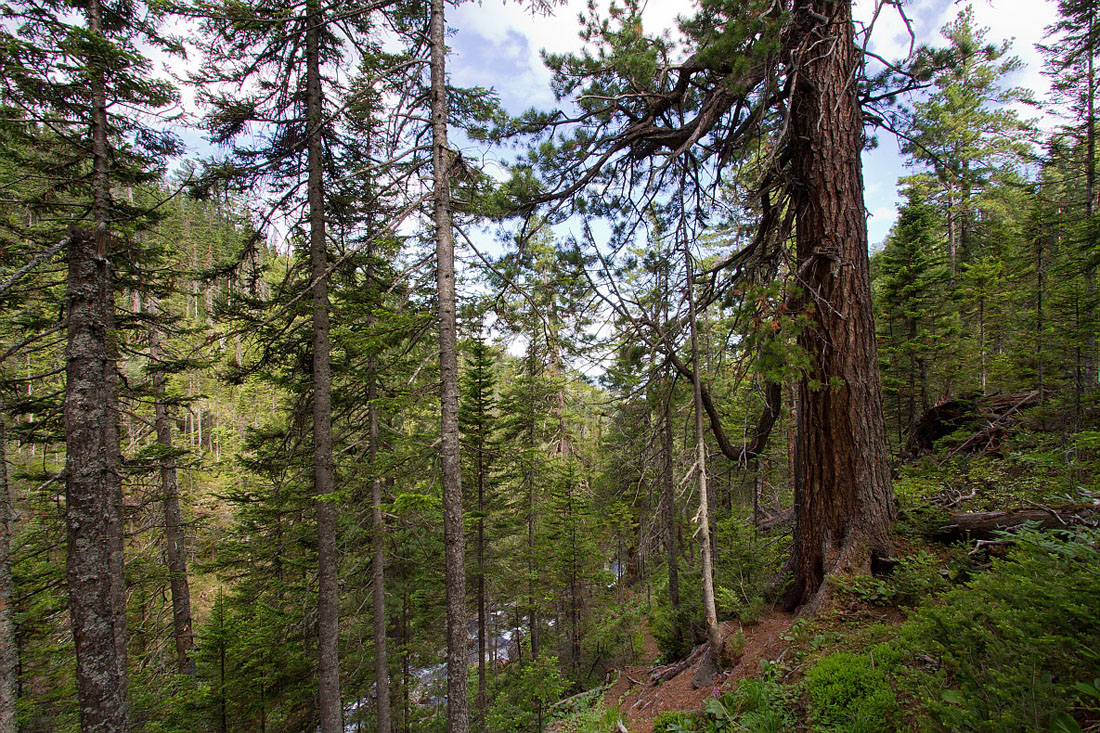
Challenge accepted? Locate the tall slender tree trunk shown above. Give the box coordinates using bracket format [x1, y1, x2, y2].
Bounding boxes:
[66, 1, 132, 724]
[368, 326, 391, 732]
[0, 419, 16, 731]
[1036, 235, 1045, 399]
[474, 355, 488, 733]
[401, 586, 411, 733]
[946, 200, 958, 282]
[1084, 3, 1096, 387]
[960, 160, 973, 266]
[683, 243, 722, 688]
[979, 297, 987, 395]
[218, 611, 227, 733]
[65, 228, 130, 732]
[661, 396, 679, 615]
[565, 470, 580, 676]
[658, 243, 680, 620]
[523, 346, 541, 732]
[429, 0, 468, 726]
[524, 348, 539, 666]
[150, 318, 196, 675]
[783, 0, 894, 612]
[305, 6, 341, 729]
[906, 318, 918, 435]
[90, 20, 129, 721]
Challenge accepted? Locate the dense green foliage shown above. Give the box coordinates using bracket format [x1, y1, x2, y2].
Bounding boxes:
[1, 0, 1100, 731]
[899, 528, 1100, 730]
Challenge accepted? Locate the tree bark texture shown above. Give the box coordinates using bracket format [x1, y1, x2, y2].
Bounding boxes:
[1085, 2, 1096, 387]
[784, 0, 894, 611]
[150, 322, 196, 675]
[475, 380, 488, 733]
[305, 6, 342, 730]
[86, 0, 130, 709]
[429, 0, 469, 726]
[684, 245, 722, 687]
[65, 228, 131, 732]
[368, 344, 392, 733]
[0, 420, 16, 732]
[661, 396, 679, 614]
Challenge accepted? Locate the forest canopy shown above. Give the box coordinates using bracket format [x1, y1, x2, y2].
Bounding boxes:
[0, 0, 1098, 731]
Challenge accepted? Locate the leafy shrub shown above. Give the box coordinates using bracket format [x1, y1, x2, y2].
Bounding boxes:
[869, 641, 902, 669]
[651, 602, 698, 663]
[583, 598, 646, 674]
[891, 550, 949, 603]
[717, 665, 799, 732]
[714, 516, 786, 623]
[653, 710, 699, 732]
[650, 665, 799, 732]
[893, 468, 952, 535]
[804, 652, 898, 732]
[550, 700, 625, 733]
[834, 550, 947, 606]
[486, 654, 568, 731]
[900, 527, 1100, 731]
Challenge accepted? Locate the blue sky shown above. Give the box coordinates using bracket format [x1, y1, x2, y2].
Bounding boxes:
[446, 0, 1060, 249]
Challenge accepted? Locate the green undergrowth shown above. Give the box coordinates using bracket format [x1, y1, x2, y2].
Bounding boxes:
[650, 525, 1100, 732]
[652, 515, 788, 662]
[651, 664, 799, 732]
[895, 526, 1100, 730]
[644, 410, 1100, 732]
[546, 685, 622, 732]
[567, 412, 1100, 731]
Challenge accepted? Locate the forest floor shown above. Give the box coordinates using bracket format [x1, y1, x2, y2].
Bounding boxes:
[604, 610, 795, 732]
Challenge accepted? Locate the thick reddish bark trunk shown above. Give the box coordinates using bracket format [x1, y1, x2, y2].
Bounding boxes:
[783, 0, 894, 611]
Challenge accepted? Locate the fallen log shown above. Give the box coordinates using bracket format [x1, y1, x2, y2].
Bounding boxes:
[909, 390, 1044, 458]
[649, 643, 706, 685]
[933, 505, 1097, 542]
[758, 508, 793, 533]
[550, 684, 607, 710]
[909, 396, 979, 455]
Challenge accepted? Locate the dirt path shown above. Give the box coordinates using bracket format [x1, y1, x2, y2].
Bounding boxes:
[604, 610, 794, 733]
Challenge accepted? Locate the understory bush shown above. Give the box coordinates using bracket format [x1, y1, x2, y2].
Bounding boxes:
[804, 652, 897, 732]
[651, 602, 698, 663]
[651, 665, 798, 732]
[833, 550, 948, 606]
[654, 515, 788, 663]
[485, 654, 568, 732]
[714, 516, 786, 623]
[900, 527, 1100, 730]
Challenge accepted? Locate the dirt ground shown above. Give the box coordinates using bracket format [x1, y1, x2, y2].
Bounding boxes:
[604, 610, 795, 733]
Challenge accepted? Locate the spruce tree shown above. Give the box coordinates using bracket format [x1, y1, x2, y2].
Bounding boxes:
[902, 6, 1032, 276]
[192, 2, 384, 723]
[1042, 0, 1100, 384]
[0, 1, 180, 726]
[459, 323, 498, 733]
[876, 189, 951, 442]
